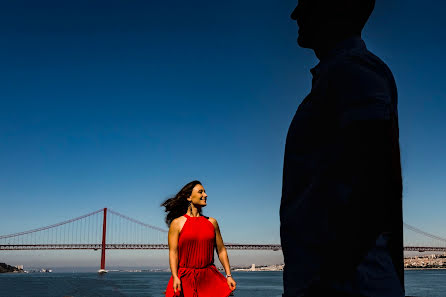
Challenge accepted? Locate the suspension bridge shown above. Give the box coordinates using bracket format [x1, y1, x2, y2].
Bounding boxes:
[1, 208, 445, 272]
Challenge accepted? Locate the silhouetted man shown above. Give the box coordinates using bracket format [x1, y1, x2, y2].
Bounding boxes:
[280, 0, 404, 296]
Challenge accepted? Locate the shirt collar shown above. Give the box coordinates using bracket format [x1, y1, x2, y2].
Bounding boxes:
[310, 35, 366, 79]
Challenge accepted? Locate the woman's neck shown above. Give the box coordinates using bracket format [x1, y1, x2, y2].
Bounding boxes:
[187, 206, 201, 217]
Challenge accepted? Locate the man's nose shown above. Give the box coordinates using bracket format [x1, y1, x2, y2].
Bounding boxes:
[290, 6, 299, 20]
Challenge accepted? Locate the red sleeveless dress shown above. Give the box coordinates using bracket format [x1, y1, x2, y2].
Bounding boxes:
[165, 214, 232, 297]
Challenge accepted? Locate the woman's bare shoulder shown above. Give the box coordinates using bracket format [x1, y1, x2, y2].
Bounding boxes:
[170, 216, 187, 232]
[207, 217, 218, 227]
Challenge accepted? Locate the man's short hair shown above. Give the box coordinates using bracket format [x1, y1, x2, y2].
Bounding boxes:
[335, 0, 376, 33]
[349, 0, 375, 32]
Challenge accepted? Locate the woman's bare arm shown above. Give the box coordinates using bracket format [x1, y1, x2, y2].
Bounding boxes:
[209, 217, 236, 291]
[168, 217, 187, 295]
[168, 219, 181, 278]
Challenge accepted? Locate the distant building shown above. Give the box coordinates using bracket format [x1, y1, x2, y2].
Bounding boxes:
[250, 264, 255, 271]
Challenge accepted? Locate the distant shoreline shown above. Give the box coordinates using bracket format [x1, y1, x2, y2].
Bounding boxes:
[0, 263, 24, 274]
[405, 268, 446, 270]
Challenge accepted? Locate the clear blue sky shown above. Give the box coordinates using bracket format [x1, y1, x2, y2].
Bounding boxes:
[1, 0, 445, 268]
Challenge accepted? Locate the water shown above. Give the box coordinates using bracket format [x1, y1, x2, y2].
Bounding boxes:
[0, 271, 282, 297]
[405, 270, 446, 297]
[0, 270, 444, 297]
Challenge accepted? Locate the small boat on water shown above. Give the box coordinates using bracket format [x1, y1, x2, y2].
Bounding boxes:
[97, 269, 108, 274]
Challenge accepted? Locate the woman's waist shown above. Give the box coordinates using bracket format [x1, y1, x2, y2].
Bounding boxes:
[178, 263, 215, 270]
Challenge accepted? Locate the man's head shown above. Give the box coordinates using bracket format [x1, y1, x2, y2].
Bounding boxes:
[291, 0, 375, 49]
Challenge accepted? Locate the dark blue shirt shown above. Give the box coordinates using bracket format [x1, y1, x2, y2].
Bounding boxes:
[280, 36, 404, 297]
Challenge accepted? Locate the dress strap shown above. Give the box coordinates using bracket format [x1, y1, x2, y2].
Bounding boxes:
[184, 214, 190, 219]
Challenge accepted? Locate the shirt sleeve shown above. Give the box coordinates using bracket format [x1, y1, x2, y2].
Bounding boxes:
[332, 59, 394, 127]
[321, 60, 401, 287]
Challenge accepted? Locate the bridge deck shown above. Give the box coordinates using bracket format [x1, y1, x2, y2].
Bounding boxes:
[0, 244, 282, 251]
[1, 244, 444, 252]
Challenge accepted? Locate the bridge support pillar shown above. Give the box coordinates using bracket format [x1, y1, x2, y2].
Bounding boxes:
[100, 208, 107, 271]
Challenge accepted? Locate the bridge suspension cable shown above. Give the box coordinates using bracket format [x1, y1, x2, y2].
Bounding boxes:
[403, 222, 446, 243]
[0, 208, 103, 240]
[108, 209, 167, 233]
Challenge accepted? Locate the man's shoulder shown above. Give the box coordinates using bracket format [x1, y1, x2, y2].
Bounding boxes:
[330, 49, 392, 81]
[327, 50, 396, 102]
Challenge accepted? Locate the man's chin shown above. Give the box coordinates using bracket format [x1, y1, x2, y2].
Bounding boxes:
[297, 35, 314, 49]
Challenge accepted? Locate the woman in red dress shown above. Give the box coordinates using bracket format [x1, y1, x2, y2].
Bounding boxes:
[161, 180, 236, 297]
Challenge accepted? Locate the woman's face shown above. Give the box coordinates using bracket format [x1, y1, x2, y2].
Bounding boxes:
[188, 184, 207, 207]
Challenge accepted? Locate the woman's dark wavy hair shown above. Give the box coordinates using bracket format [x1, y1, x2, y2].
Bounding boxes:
[161, 180, 202, 227]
